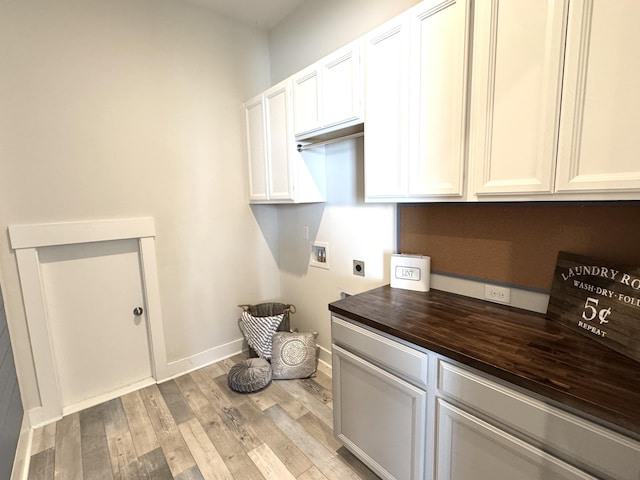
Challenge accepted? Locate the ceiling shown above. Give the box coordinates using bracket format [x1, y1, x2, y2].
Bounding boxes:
[182, 0, 306, 29]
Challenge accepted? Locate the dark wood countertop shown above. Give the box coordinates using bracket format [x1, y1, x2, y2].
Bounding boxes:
[328, 285, 640, 438]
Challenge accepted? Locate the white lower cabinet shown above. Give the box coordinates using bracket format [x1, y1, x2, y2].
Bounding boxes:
[332, 317, 429, 480]
[435, 399, 594, 480]
[331, 315, 640, 480]
[436, 359, 640, 480]
[332, 345, 427, 480]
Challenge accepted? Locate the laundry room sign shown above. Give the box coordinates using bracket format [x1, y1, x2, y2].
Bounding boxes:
[547, 251, 640, 363]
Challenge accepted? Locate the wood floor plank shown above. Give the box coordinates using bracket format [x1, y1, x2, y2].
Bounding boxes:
[178, 417, 234, 480]
[112, 457, 148, 480]
[158, 380, 194, 425]
[247, 443, 297, 480]
[174, 373, 265, 480]
[296, 412, 342, 453]
[236, 398, 312, 477]
[217, 403, 263, 452]
[27, 448, 55, 480]
[220, 357, 239, 372]
[101, 398, 129, 440]
[173, 373, 214, 414]
[264, 405, 361, 480]
[249, 380, 309, 420]
[316, 361, 332, 379]
[298, 465, 330, 480]
[139, 384, 196, 477]
[106, 430, 138, 479]
[138, 448, 173, 480]
[189, 370, 264, 452]
[31, 423, 57, 456]
[173, 465, 205, 480]
[298, 377, 332, 407]
[189, 369, 234, 410]
[54, 412, 83, 480]
[120, 390, 160, 457]
[310, 367, 333, 395]
[79, 406, 114, 480]
[335, 447, 381, 480]
[202, 361, 226, 379]
[275, 379, 334, 428]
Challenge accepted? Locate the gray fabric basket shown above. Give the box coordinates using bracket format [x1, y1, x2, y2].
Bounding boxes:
[238, 302, 295, 358]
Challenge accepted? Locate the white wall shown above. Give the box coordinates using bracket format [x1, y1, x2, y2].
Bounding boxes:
[270, 0, 420, 361]
[0, 0, 280, 413]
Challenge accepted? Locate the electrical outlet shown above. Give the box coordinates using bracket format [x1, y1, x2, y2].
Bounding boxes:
[484, 284, 511, 304]
[353, 260, 365, 277]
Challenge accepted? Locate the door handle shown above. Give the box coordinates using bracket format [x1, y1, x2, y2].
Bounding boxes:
[133, 307, 144, 316]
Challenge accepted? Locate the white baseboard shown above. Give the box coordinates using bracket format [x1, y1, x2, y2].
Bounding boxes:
[27, 406, 62, 430]
[318, 344, 332, 367]
[161, 337, 245, 382]
[11, 415, 32, 480]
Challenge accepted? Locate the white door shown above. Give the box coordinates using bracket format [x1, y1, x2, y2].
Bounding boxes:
[39, 239, 153, 410]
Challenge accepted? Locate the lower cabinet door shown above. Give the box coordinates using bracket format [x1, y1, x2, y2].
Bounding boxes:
[435, 400, 596, 480]
[332, 344, 427, 480]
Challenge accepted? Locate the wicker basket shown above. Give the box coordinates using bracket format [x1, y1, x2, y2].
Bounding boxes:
[238, 302, 296, 357]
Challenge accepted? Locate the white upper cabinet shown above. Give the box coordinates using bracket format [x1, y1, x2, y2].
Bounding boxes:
[292, 66, 320, 136]
[245, 0, 640, 205]
[244, 80, 325, 204]
[365, 0, 472, 201]
[363, 12, 410, 198]
[556, 0, 640, 193]
[469, 0, 569, 196]
[292, 40, 363, 140]
[245, 94, 269, 201]
[408, 0, 470, 198]
[470, 0, 640, 200]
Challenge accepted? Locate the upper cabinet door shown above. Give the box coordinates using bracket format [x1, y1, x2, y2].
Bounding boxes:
[556, 0, 640, 193]
[408, 0, 471, 197]
[292, 41, 363, 140]
[321, 41, 363, 129]
[364, 12, 411, 199]
[292, 65, 321, 136]
[244, 94, 269, 202]
[264, 82, 294, 201]
[470, 0, 569, 195]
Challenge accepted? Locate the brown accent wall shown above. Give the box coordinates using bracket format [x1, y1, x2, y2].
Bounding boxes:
[399, 203, 640, 291]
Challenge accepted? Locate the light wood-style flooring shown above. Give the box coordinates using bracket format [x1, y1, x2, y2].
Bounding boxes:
[27, 354, 379, 480]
